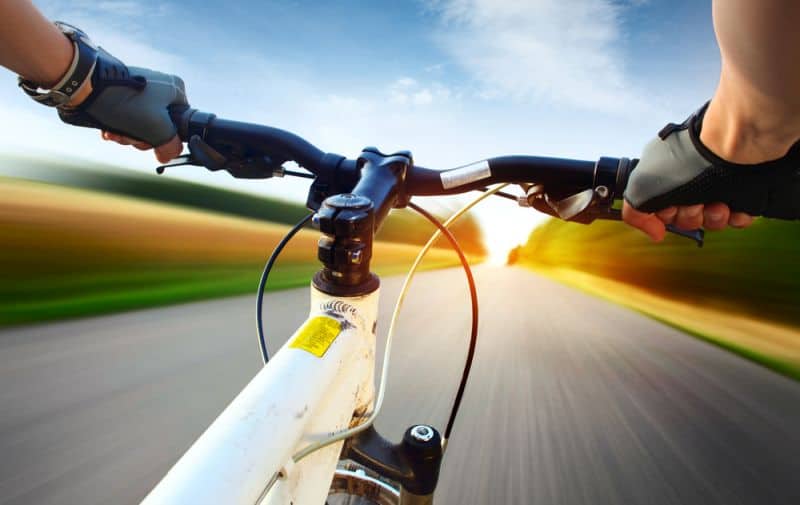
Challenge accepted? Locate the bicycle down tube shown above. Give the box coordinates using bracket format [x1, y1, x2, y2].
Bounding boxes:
[141, 286, 380, 504]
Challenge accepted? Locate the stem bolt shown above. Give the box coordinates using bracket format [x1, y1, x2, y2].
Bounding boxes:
[410, 425, 435, 443]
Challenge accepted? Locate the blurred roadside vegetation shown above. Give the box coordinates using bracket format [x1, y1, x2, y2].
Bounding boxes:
[1, 154, 486, 256]
[511, 218, 800, 379]
[0, 156, 485, 326]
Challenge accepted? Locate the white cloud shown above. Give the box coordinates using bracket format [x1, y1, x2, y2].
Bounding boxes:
[387, 77, 452, 107]
[427, 0, 650, 113]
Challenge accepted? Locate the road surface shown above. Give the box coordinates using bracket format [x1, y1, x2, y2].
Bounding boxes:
[2, 267, 800, 504]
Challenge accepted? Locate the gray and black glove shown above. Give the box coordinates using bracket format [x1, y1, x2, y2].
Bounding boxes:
[624, 103, 800, 220]
[58, 48, 187, 147]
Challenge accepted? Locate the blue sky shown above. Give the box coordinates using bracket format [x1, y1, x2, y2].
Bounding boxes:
[0, 0, 721, 260]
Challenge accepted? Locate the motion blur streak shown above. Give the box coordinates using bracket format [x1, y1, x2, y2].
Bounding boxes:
[1, 268, 799, 504]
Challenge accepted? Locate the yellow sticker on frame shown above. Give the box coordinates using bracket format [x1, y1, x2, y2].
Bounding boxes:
[289, 316, 342, 357]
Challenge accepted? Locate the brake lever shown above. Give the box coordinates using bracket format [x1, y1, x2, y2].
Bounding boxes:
[155, 135, 217, 174]
[189, 135, 227, 171]
[155, 135, 287, 179]
[521, 186, 705, 247]
[155, 154, 199, 174]
[602, 208, 705, 247]
[665, 224, 705, 247]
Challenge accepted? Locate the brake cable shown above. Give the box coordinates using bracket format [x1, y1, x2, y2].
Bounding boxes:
[292, 183, 510, 463]
[407, 202, 477, 446]
[256, 212, 315, 364]
[255, 189, 500, 365]
[477, 186, 518, 202]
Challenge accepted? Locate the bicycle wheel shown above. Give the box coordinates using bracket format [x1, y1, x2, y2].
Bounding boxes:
[326, 460, 399, 505]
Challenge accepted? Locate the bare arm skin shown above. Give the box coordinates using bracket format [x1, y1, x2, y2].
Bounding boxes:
[0, 0, 181, 162]
[0, 0, 75, 87]
[624, 0, 800, 240]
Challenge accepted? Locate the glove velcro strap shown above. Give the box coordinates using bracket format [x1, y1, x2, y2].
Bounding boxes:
[58, 48, 151, 143]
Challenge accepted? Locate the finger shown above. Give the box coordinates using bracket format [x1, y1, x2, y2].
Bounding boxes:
[730, 212, 755, 228]
[119, 135, 143, 145]
[674, 204, 704, 230]
[133, 142, 152, 151]
[109, 134, 133, 146]
[622, 201, 666, 242]
[103, 132, 124, 143]
[703, 202, 730, 231]
[656, 206, 677, 225]
[154, 135, 183, 163]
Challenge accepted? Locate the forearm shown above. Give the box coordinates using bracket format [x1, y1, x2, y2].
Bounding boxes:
[704, 0, 800, 162]
[714, 0, 800, 107]
[0, 0, 73, 86]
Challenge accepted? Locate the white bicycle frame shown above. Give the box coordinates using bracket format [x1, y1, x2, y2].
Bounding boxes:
[139, 178, 502, 505]
[141, 283, 381, 505]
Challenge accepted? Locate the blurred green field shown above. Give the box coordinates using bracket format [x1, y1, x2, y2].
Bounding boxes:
[0, 154, 486, 256]
[512, 217, 800, 379]
[515, 218, 800, 325]
[0, 177, 470, 326]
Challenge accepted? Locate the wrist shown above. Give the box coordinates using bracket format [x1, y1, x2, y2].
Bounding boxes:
[18, 22, 98, 108]
[39, 31, 76, 88]
[702, 72, 800, 163]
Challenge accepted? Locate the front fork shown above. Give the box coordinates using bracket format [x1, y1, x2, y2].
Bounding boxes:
[338, 424, 444, 504]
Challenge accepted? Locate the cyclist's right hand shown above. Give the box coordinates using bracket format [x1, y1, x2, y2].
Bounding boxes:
[622, 103, 800, 241]
[57, 48, 186, 163]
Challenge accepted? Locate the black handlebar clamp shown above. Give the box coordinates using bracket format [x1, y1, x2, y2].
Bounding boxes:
[312, 147, 412, 297]
[313, 194, 380, 296]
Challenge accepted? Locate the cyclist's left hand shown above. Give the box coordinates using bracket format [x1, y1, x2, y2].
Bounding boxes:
[58, 48, 187, 164]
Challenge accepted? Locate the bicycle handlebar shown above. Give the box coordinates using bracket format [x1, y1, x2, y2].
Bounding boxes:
[169, 106, 633, 205]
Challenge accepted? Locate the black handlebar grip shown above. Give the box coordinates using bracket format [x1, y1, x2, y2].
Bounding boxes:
[168, 104, 193, 141]
[615, 158, 637, 196]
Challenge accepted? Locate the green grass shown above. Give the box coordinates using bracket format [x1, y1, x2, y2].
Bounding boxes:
[0, 259, 456, 327]
[0, 264, 309, 326]
[0, 176, 466, 327]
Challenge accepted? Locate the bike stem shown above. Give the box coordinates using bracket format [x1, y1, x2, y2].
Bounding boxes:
[312, 147, 412, 297]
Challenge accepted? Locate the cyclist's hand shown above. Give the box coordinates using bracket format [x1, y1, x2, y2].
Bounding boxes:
[58, 48, 187, 163]
[100, 131, 182, 164]
[622, 201, 754, 242]
[620, 103, 800, 242]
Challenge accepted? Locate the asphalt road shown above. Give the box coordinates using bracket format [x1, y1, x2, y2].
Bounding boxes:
[2, 266, 800, 505]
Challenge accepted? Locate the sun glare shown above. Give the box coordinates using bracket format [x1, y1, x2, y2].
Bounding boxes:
[484, 230, 522, 266]
[475, 200, 550, 267]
